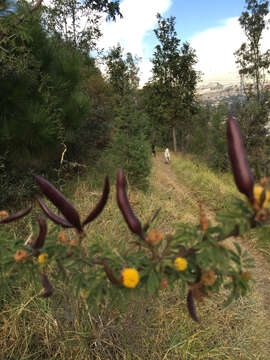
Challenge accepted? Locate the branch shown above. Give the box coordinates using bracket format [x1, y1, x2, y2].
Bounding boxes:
[216, 215, 257, 242]
[184, 216, 258, 258]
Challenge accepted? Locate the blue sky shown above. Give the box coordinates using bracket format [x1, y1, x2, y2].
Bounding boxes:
[140, 1, 247, 63]
[97, 0, 259, 85]
[170, 0, 246, 40]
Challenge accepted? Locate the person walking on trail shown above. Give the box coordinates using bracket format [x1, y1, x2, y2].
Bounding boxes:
[152, 143, 156, 157]
[164, 148, 170, 164]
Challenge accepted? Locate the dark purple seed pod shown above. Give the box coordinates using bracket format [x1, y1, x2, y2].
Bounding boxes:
[0, 204, 32, 224]
[82, 176, 110, 227]
[31, 216, 47, 250]
[41, 274, 53, 298]
[33, 174, 82, 232]
[116, 168, 145, 240]
[36, 197, 73, 228]
[227, 114, 254, 201]
[187, 290, 200, 323]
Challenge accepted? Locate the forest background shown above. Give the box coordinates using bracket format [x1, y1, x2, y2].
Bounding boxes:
[2, 1, 270, 359]
[1, 0, 269, 207]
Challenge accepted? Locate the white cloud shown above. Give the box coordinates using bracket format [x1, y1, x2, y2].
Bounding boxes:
[190, 16, 270, 85]
[190, 17, 244, 84]
[98, 0, 172, 86]
[35, 0, 171, 87]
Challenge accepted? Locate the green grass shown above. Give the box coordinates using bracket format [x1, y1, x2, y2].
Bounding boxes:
[1, 153, 270, 359]
[172, 153, 239, 212]
[172, 153, 270, 259]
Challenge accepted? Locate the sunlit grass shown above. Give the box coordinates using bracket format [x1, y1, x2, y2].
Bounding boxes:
[172, 153, 239, 212]
[172, 153, 270, 258]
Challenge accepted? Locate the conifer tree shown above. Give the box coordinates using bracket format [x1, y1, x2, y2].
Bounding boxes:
[151, 13, 199, 152]
[105, 45, 151, 190]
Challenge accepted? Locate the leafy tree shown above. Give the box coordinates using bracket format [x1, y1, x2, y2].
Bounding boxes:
[139, 83, 170, 147]
[105, 44, 139, 98]
[234, 0, 270, 171]
[43, 0, 122, 53]
[71, 65, 114, 159]
[234, 0, 270, 100]
[233, 96, 270, 174]
[186, 104, 210, 157]
[150, 13, 199, 152]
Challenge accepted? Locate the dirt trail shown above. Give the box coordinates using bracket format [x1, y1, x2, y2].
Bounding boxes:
[152, 152, 270, 326]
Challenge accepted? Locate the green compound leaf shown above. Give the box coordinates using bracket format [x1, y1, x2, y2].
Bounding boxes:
[234, 242, 242, 256]
[147, 270, 160, 295]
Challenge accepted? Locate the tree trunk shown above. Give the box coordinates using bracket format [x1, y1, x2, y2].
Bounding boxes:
[181, 130, 184, 154]
[172, 126, 177, 152]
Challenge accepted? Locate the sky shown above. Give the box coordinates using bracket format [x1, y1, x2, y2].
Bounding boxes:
[97, 0, 270, 86]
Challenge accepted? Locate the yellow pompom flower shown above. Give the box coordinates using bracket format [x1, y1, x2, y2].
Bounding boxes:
[174, 257, 188, 271]
[38, 253, 49, 264]
[121, 268, 140, 288]
[253, 184, 270, 208]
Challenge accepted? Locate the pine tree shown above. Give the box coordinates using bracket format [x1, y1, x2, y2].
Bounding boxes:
[105, 45, 151, 190]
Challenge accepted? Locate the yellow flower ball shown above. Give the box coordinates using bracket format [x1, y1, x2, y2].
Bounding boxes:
[121, 268, 140, 288]
[38, 253, 48, 264]
[253, 185, 270, 208]
[174, 257, 188, 271]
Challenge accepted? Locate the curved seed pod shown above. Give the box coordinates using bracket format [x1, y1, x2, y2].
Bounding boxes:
[82, 176, 110, 227]
[0, 204, 32, 224]
[227, 114, 254, 201]
[116, 168, 145, 240]
[37, 197, 73, 228]
[33, 174, 82, 232]
[187, 290, 199, 323]
[31, 216, 47, 250]
[41, 274, 53, 298]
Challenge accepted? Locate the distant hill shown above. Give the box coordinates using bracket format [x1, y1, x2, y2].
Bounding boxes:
[198, 82, 224, 91]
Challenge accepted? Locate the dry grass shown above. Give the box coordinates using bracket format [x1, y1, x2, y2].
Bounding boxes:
[1, 153, 270, 359]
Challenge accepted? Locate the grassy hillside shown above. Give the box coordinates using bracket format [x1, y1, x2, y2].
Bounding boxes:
[0, 153, 269, 359]
[172, 153, 270, 261]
